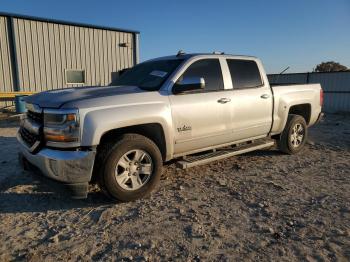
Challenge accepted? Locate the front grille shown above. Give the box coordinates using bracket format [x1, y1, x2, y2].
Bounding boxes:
[27, 110, 43, 124]
[19, 127, 40, 147]
[19, 107, 43, 151]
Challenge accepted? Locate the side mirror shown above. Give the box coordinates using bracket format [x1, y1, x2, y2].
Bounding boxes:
[173, 77, 205, 94]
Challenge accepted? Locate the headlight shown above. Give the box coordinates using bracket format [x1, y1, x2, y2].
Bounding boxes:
[43, 109, 80, 147]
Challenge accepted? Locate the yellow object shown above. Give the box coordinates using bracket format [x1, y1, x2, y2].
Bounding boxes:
[0, 91, 36, 99]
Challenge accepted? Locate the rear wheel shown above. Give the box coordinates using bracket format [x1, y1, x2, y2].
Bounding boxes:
[98, 134, 162, 202]
[277, 114, 308, 154]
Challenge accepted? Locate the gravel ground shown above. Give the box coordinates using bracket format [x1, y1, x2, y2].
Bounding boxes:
[0, 114, 349, 261]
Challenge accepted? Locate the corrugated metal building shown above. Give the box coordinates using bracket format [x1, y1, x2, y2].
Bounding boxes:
[268, 72, 350, 113]
[0, 12, 139, 107]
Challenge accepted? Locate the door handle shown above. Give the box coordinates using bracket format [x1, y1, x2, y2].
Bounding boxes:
[217, 98, 231, 104]
[260, 94, 270, 99]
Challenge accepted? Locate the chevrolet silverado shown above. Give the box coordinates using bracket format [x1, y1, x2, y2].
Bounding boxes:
[18, 52, 323, 201]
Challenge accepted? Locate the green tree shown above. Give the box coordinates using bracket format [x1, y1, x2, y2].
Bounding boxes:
[314, 61, 349, 72]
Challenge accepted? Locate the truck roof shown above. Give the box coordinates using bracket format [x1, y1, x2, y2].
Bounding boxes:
[147, 52, 258, 62]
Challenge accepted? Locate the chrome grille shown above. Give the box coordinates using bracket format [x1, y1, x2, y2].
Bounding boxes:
[19, 104, 43, 152]
[27, 110, 43, 124]
[19, 127, 40, 147]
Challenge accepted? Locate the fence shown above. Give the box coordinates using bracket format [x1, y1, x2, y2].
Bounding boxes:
[268, 71, 350, 113]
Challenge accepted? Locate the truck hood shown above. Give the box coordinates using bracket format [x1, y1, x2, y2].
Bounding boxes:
[24, 85, 144, 108]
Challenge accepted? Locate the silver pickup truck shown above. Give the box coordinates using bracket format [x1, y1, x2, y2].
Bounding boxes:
[18, 52, 323, 201]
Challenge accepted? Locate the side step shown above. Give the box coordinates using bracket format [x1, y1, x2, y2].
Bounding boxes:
[176, 139, 275, 169]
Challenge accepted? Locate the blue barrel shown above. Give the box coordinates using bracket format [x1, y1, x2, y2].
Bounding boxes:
[15, 95, 27, 113]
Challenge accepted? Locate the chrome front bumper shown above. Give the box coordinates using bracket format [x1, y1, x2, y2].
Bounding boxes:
[17, 133, 96, 197]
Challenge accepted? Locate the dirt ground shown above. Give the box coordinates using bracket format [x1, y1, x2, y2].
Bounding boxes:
[0, 114, 349, 261]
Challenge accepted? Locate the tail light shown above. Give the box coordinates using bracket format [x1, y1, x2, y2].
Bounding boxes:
[320, 89, 324, 107]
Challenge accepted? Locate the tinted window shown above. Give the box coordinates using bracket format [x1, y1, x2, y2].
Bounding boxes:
[111, 59, 183, 91]
[227, 59, 263, 89]
[178, 59, 224, 92]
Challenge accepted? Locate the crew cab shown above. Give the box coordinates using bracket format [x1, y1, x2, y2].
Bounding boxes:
[18, 52, 323, 201]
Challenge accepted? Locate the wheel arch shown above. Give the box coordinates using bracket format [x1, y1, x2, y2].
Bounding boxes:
[272, 103, 311, 139]
[288, 103, 312, 124]
[98, 123, 167, 162]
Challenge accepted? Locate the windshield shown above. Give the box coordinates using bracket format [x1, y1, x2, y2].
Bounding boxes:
[111, 59, 184, 91]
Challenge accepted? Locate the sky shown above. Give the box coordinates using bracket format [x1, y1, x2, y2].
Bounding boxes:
[1, 0, 349, 73]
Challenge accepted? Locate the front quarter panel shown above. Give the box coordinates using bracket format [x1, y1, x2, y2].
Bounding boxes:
[80, 102, 174, 160]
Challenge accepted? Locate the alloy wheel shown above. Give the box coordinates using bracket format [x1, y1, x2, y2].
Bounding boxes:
[115, 149, 153, 191]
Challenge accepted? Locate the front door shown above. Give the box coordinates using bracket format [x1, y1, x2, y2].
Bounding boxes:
[169, 58, 233, 155]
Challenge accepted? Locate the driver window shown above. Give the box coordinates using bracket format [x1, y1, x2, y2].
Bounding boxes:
[177, 59, 224, 92]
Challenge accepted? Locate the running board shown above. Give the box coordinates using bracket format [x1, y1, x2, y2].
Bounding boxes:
[176, 140, 275, 169]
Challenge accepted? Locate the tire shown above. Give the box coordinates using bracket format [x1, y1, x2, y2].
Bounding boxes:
[277, 114, 308, 154]
[98, 134, 163, 202]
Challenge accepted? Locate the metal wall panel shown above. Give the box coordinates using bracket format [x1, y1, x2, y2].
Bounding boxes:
[0, 16, 14, 107]
[309, 72, 350, 92]
[11, 17, 135, 92]
[309, 72, 350, 112]
[268, 73, 308, 84]
[0, 13, 139, 110]
[322, 93, 350, 112]
[268, 72, 350, 113]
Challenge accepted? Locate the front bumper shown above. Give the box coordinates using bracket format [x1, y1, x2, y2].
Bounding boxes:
[17, 133, 96, 198]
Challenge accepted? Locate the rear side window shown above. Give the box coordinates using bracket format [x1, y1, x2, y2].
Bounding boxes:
[227, 59, 263, 89]
[180, 59, 224, 92]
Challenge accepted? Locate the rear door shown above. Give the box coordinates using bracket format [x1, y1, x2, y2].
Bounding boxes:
[169, 58, 233, 155]
[226, 59, 273, 141]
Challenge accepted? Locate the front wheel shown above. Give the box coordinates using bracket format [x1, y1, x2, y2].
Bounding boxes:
[99, 134, 163, 202]
[277, 114, 308, 154]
